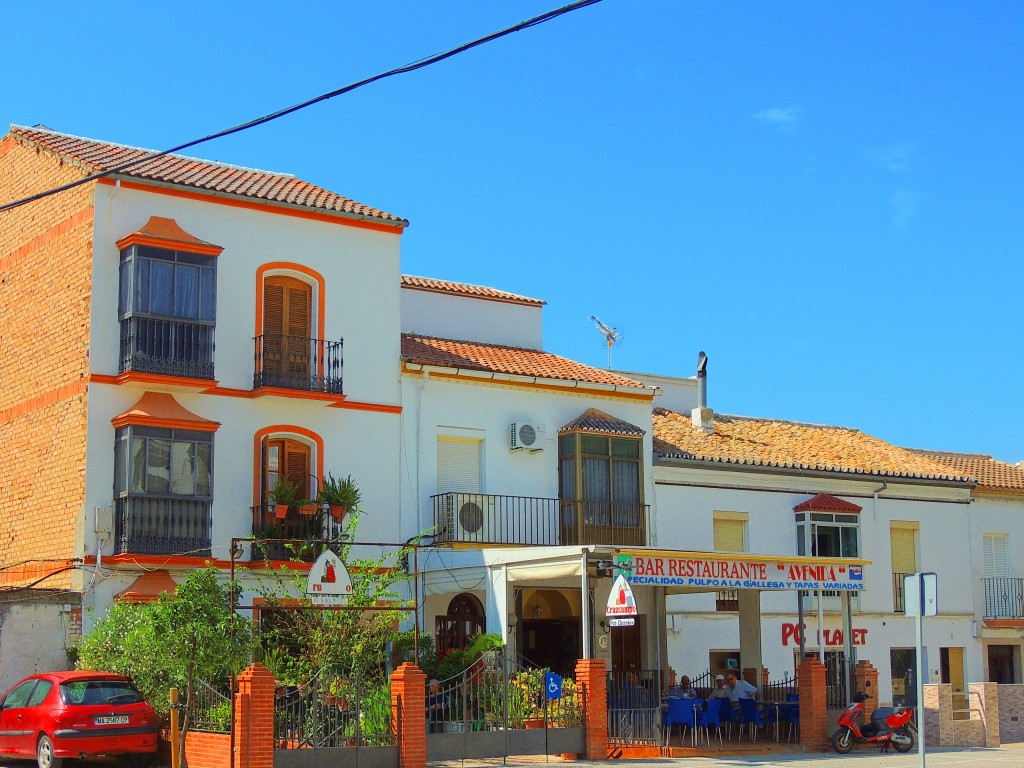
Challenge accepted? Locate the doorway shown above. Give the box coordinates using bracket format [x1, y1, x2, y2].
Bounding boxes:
[611, 616, 646, 673]
[940, 647, 967, 720]
[988, 644, 1020, 684]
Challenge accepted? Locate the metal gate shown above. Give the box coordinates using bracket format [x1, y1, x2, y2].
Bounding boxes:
[426, 648, 585, 762]
[607, 669, 661, 747]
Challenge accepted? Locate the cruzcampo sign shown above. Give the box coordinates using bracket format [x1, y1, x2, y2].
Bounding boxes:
[614, 553, 865, 591]
[606, 574, 638, 618]
[306, 549, 353, 605]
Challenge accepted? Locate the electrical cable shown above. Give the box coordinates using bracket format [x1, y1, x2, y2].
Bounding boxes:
[0, 0, 603, 215]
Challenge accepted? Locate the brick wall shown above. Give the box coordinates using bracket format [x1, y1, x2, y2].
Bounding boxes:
[184, 731, 231, 768]
[797, 657, 829, 750]
[575, 657, 608, 759]
[998, 684, 1024, 743]
[924, 683, 1000, 747]
[0, 134, 94, 590]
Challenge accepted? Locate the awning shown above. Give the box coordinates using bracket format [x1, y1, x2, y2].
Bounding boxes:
[421, 546, 588, 596]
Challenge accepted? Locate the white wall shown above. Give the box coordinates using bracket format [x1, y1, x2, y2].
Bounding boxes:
[401, 288, 543, 349]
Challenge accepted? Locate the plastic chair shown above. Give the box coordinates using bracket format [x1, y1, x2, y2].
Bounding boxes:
[749, 700, 777, 742]
[778, 702, 800, 741]
[736, 698, 758, 740]
[786, 692, 800, 702]
[696, 697, 724, 746]
[664, 697, 700, 746]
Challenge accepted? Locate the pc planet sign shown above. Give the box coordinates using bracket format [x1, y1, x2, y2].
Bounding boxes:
[605, 574, 637, 627]
[306, 549, 353, 605]
[614, 553, 865, 591]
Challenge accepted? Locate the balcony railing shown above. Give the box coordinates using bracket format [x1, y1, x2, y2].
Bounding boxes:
[120, 317, 215, 379]
[893, 572, 912, 613]
[983, 577, 1024, 618]
[249, 503, 349, 562]
[431, 493, 650, 547]
[115, 496, 212, 556]
[253, 334, 343, 393]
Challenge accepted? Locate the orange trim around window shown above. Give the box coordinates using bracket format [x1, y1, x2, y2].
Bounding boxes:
[252, 425, 324, 508]
[97, 178, 405, 234]
[255, 263, 326, 339]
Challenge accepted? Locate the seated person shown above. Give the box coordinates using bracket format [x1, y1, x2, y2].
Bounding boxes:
[426, 679, 447, 733]
[725, 672, 757, 710]
[674, 675, 698, 699]
[708, 674, 730, 699]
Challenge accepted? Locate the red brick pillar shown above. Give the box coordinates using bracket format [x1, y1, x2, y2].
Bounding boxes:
[391, 662, 426, 768]
[798, 657, 829, 750]
[233, 664, 275, 768]
[761, 667, 770, 689]
[575, 658, 608, 760]
[854, 660, 879, 725]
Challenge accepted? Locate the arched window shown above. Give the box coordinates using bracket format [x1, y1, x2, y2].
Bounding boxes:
[435, 593, 485, 655]
[258, 275, 313, 388]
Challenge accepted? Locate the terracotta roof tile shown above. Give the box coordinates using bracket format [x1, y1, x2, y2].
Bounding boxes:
[560, 407, 645, 436]
[652, 408, 970, 483]
[910, 450, 1024, 493]
[401, 275, 545, 307]
[402, 334, 648, 389]
[8, 125, 407, 226]
[793, 493, 863, 514]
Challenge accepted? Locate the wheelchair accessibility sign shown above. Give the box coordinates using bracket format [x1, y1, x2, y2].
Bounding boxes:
[545, 672, 563, 699]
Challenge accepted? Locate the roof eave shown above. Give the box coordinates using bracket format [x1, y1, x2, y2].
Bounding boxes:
[403, 361, 655, 397]
[105, 174, 409, 228]
[654, 454, 976, 488]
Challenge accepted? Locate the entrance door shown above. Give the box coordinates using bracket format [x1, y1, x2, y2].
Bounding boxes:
[890, 647, 917, 706]
[611, 616, 645, 673]
[261, 438, 316, 544]
[262, 276, 311, 387]
[941, 647, 967, 720]
[988, 644, 1019, 684]
[522, 620, 581, 678]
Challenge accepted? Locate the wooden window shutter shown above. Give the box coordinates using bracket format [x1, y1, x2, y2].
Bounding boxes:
[284, 441, 311, 499]
[714, 518, 746, 553]
[889, 526, 917, 574]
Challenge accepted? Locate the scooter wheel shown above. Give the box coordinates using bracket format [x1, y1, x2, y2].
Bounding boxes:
[892, 728, 914, 753]
[831, 728, 855, 754]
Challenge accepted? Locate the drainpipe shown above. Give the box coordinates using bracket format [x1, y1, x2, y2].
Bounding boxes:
[872, 480, 888, 519]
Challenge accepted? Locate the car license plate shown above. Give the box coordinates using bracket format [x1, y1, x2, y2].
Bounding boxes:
[94, 715, 129, 725]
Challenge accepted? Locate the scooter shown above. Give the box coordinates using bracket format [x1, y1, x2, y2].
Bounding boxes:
[831, 692, 915, 754]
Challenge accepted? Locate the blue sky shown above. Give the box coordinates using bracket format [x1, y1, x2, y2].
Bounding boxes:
[4, 1, 1022, 462]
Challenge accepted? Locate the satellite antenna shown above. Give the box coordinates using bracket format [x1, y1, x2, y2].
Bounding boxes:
[590, 315, 622, 369]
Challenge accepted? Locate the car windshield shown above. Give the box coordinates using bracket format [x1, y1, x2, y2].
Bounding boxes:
[60, 680, 143, 706]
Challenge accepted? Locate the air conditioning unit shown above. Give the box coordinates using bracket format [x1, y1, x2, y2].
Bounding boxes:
[454, 496, 499, 542]
[510, 422, 545, 453]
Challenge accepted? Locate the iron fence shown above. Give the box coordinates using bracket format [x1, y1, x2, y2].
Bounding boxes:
[427, 648, 582, 734]
[115, 496, 212, 556]
[189, 680, 231, 733]
[274, 672, 392, 749]
[762, 672, 798, 703]
[893, 572, 911, 613]
[120, 316, 215, 379]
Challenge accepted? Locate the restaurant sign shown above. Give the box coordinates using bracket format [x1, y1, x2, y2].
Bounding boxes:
[615, 553, 865, 592]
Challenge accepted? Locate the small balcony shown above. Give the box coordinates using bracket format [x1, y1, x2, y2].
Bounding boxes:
[115, 496, 212, 556]
[892, 572, 912, 613]
[431, 493, 650, 547]
[249, 503, 349, 562]
[983, 577, 1024, 618]
[120, 317, 215, 379]
[253, 334, 343, 393]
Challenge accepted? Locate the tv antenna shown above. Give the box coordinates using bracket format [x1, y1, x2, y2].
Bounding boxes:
[590, 316, 622, 369]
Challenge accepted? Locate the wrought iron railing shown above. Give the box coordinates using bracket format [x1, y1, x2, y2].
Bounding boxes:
[120, 316, 215, 379]
[253, 334, 343, 393]
[249, 503, 349, 562]
[431, 493, 650, 547]
[893, 572, 912, 613]
[115, 496, 212, 556]
[716, 589, 739, 611]
[983, 577, 1024, 618]
[762, 672, 798, 703]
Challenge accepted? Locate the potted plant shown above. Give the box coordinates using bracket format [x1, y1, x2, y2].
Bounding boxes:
[270, 477, 300, 519]
[297, 498, 320, 516]
[319, 473, 361, 522]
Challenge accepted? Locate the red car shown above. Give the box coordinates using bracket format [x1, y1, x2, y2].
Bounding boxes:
[0, 671, 159, 768]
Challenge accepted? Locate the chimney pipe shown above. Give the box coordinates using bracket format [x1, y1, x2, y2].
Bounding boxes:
[691, 351, 713, 433]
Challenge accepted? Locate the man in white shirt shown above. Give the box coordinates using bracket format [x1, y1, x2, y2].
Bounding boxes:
[725, 672, 757, 710]
[708, 674, 730, 699]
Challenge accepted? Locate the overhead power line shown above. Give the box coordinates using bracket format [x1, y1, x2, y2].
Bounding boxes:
[0, 0, 604, 215]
